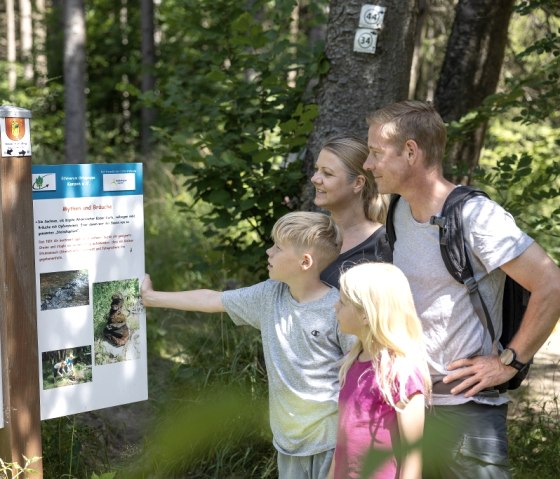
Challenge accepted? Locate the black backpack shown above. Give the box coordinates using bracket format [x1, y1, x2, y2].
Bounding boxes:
[386, 186, 531, 391]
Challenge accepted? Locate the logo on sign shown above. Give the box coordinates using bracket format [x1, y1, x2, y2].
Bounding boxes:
[5, 118, 25, 141]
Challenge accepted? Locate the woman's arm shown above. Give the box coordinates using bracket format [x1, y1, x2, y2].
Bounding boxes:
[141, 274, 225, 313]
[396, 393, 425, 479]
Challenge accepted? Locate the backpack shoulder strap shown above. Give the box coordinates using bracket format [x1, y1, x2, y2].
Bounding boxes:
[430, 186, 496, 342]
[431, 186, 489, 283]
[385, 194, 401, 251]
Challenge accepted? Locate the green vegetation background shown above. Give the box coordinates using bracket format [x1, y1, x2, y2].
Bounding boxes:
[1, 0, 558, 477]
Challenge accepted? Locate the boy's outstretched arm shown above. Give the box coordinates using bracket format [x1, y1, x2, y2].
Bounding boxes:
[141, 274, 225, 313]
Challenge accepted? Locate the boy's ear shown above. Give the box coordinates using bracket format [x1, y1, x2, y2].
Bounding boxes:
[301, 253, 314, 270]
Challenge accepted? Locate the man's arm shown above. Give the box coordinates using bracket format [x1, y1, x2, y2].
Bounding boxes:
[445, 242, 560, 396]
[141, 274, 225, 313]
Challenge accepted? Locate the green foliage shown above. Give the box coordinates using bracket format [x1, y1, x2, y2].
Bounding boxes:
[445, 3, 560, 262]
[42, 415, 110, 479]
[0, 456, 41, 479]
[508, 396, 560, 478]
[153, 0, 327, 278]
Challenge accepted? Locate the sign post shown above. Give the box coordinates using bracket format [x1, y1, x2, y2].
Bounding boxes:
[0, 106, 43, 477]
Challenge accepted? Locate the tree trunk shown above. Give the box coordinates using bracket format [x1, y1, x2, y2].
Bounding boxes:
[19, 0, 33, 81]
[141, 0, 156, 160]
[434, 0, 515, 183]
[34, 0, 48, 86]
[302, 0, 418, 209]
[64, 0, 87, 163]
[6, 0, 17, 90]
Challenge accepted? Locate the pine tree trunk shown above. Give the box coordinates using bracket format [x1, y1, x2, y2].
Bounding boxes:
[19, 0, 33, 81]
[434, 0, 515, 183]
[34, 0, 48, 85]
[302, 0, 418, 209]
[141, 0, 156, 160]
[6, 0, 17, 90]
[64, 0, 87, 163]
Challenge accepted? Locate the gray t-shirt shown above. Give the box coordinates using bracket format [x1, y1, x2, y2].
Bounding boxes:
[393, 194, 533, 406]
[222, 280, 353, 455]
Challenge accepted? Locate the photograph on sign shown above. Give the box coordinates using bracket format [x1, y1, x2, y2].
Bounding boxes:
[32, 163, 147, 420]
[93, 279, 143, 365]
[41, 346, 93, 390]
[40, 269, 89, 311]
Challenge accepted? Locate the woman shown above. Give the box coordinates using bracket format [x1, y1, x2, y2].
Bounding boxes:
[311, 135, 392, 288]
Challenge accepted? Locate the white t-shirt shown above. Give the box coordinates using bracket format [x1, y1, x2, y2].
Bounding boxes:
[393, 194, 533, 406]
[222, 280, 353, 455]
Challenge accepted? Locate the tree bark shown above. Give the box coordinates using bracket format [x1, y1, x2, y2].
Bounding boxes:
[34, 0, 48, 85]
[19, 0, 33, 81]
[6, 0, 17, 90]
[434, 0, 515, 183]
[141, 0, 156, 160]
[302, 0, 418, 209]
[64, 0, 87, 163]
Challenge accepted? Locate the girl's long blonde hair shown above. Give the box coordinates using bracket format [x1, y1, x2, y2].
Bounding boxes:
[338, 263, 431, 409]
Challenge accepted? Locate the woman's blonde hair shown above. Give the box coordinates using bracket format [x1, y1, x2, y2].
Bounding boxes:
[338, 262, 431, 409]
[272, 211, 342, 270]
[321, 135, 389, 223]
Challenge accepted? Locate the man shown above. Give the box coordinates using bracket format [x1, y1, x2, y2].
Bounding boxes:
[363, 100, 560, 478]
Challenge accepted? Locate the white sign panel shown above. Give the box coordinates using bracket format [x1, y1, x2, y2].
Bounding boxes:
[0, 342, 3, 428]
[359, 5, 386, 30]
[354, 28, 379, 54]
[32, 163, 147, 420]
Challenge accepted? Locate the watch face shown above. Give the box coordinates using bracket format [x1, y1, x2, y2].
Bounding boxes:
[500, 348, 515, 365]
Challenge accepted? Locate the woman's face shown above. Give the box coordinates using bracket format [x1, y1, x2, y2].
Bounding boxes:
[311, 149, 361, 211]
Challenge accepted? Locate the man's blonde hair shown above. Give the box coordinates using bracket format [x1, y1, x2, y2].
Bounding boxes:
[272, 212, 342, 270]
[367, 100, 446, 168]
[338, 262, 431, 409]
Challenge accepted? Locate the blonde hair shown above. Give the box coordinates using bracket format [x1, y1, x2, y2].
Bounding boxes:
[272, 211, 342, 270]
[367, 100, 446, 168]
[338, 263, 431, 409]
[321, 135, 389, 223]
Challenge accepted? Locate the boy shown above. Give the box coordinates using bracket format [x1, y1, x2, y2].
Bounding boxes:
[141, 211, 354, 479]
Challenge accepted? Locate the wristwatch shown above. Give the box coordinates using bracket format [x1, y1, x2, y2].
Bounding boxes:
[500, 347, 527, 371]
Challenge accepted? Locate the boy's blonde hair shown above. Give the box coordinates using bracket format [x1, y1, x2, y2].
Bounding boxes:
[367, 100, 446, 168]
[321, 135, 389, 224]
[338, 262, 431, 409]
[272, 212, 342, 270]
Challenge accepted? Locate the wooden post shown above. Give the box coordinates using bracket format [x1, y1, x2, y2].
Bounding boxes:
[0, 106, 43, 477]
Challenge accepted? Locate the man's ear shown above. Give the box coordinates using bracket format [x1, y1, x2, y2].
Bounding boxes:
[301, 253, 314, 270]
[404, 139, 420, 166]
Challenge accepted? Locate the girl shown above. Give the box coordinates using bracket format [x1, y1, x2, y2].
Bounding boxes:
[330, 262, 431, 479]
[311, 135, 392, 288]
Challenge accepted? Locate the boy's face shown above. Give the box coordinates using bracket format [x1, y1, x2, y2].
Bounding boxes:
[266, 240, 305, 282]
